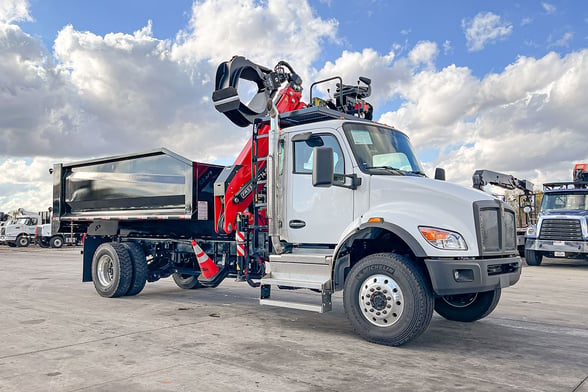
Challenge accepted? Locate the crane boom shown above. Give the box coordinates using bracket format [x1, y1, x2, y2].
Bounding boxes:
[472, 169, 534, 194]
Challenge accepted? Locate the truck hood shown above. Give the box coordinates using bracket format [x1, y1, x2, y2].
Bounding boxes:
[369, 175, 494, 215]
[352, 175, 497, 257]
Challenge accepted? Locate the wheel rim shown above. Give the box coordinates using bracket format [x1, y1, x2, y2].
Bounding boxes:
[53, 238, 62, 247]
[358, 274, 404, 327]
[18, 237, 27, 246]
[97, 255, 115, 287]
[442, 293, 478, 308]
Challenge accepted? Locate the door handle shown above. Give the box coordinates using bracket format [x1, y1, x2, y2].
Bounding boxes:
[289, 220, 306, 229]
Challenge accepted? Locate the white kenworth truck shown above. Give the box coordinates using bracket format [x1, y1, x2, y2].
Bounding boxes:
[525, 164, 588, 266]
[52, 56, 521, 346]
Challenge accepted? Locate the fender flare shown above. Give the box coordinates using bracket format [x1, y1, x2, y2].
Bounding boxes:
[332, 221, 427, 290]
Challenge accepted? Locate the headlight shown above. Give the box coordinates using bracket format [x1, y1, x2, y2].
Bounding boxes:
[526, 225, 537, 237]
[419, 226, 468, 250]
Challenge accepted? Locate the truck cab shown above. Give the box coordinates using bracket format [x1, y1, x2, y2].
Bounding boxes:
[0, 214, 40, 247]
[266, 107, 520, 293]
[525, 181, 588, 265]
[257, 106, 521, 345]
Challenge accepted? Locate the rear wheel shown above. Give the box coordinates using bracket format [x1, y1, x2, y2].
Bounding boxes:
[172, 273, 205, 290]
[50, 236, 63, 248]
[123, 242, 148, 296]
[434, 288, 501, 322]
[343, 253, 434, 346]
[524, 249, 543, 266]
[91, 242, 132, 298]
[16, 235, 29, 247]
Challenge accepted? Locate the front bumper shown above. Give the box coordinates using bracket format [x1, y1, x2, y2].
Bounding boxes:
[526, 238, 588, 254]
[424, 256, 521, 296]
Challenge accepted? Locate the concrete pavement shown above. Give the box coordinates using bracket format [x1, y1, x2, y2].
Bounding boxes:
[0, 246, 587, 391]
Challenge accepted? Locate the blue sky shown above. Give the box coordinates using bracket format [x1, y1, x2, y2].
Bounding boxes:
[22, 1, 586, 77]
[1, 0, 587, 211]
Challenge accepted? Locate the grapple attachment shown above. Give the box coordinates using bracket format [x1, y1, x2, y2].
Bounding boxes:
[212, 56, 275, 127]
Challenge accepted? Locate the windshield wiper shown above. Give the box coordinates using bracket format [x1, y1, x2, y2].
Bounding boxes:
[407, 170, 426, 176]
[364, 166, 407, 175]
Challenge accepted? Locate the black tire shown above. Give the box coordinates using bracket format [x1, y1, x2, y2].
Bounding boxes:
[343, 253, 434, 346]
[434, 288, 501, 322]
[172, 273, 205, 290]
[123, 242, 148, 296]
[39, 238, 50, 248]
[91, 242, 132, 298]
[16, 235, 29, 247]
[50, 236, 64, 248]
[524, 249, 543, 266]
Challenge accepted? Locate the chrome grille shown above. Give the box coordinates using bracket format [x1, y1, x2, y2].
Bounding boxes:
[539, 219, 583, 241]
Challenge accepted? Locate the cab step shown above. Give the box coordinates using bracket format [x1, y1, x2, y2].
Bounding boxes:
[259, 256, 333, 313]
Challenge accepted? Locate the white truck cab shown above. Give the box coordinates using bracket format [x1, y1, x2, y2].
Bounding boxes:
[258, 108, 521, 345]
[0, 213, 40, 247]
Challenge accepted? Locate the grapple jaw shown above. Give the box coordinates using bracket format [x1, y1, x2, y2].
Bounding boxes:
[212, 56, 275, 127]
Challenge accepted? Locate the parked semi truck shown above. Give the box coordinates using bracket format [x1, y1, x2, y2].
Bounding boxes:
[472, 169, 536, 256]
[52, 56, 521, 346]
[525, 164, 588, 266]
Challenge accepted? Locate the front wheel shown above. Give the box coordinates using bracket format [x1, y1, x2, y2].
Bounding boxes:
[524, 249, 543, 266]
[434, 288, 501, 322]
[343, 253, 434, 346]
[91, 242, 132, 298]
[16, 235, 29, 247]
[172, 273, 205, 290]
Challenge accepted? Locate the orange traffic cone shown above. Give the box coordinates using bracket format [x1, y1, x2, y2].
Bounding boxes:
[191, 240, 227, 287]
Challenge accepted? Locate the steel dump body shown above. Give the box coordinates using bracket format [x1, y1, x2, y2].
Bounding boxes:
[52, 148, 225, 239]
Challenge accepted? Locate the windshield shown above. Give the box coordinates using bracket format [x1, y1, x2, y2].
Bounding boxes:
[343, 123, 425, 175]
[540, 192, 588, 213]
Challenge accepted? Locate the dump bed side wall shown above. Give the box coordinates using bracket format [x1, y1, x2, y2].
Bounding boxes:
[52, 150, 224, 238]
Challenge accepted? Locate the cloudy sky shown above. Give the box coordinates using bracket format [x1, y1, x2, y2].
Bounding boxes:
[1, 0, 587, 212]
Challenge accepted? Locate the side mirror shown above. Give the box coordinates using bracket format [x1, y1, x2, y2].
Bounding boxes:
[434, 168, 446, 181]
[312, 147, 334, 187]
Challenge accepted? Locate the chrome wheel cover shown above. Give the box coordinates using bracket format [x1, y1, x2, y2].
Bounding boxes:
[359, 274, 405, 327]
[97, 255, 115, 287]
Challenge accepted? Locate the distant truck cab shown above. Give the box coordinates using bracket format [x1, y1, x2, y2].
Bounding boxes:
[525, 164, 588, 265]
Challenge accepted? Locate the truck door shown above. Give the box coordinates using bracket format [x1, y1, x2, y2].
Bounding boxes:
[283, 131, 354, 244]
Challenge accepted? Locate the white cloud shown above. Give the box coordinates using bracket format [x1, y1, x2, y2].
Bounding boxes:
[0, 157, 54, 212]
[408, 41, 438, 69]
[548, 32, 573, 48]
[542, 2, 556, 14]
[462, 12, 513, 52]
[382, 49, 588, 186]
[443, 40, 452, 55]
[0, 0, 32, 24]
[171, 0, 338, 73]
